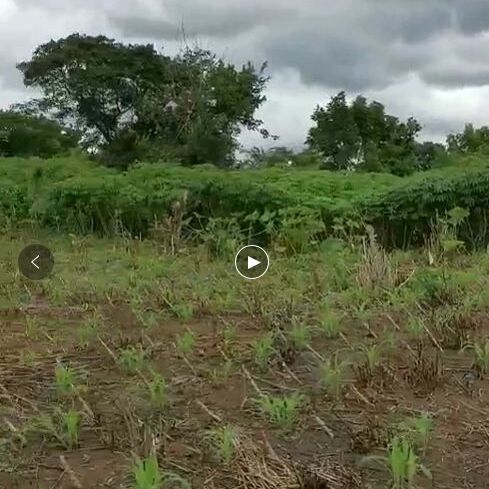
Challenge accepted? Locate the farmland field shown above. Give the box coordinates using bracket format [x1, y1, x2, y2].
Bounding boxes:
[5, 4, 489, 488]
[1, 218, 489, 488]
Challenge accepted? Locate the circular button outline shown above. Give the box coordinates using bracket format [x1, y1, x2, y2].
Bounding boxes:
[18, 244, 54, 280]
[234, 245, 270, 280]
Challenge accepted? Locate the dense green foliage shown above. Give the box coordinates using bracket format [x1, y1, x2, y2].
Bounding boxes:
[17, 34, 269, 168]
[1, 154, 489, 249]
[307, 92, 444, 175]
[0, 111, 78, 158]
[447, 124, 489, 155]
[5, 32, 484, 175]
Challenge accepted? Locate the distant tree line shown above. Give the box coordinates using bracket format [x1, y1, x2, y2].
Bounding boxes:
[0, 33, 488, 175]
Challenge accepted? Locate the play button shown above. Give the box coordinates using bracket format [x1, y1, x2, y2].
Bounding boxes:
[248, 256, 261, 269]
[235, 245, 269, 280]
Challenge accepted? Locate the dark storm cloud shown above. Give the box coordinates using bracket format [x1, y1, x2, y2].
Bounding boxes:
[4, 0, 489, 145]
[261, 31, 392, 91]
[111, 1, 291, 40]
[451, 0, 489, 34]
[104, 0, 489, 91]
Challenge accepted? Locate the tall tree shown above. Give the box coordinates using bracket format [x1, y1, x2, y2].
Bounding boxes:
[17, 34, 270, 167]
[17, 35, 170, 149]
[307, 92, 361, 170]
[447, 124, 489, 154]
[307, 92, 424, 174]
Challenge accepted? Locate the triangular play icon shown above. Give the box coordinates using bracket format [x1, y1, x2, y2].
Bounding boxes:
[247, 256, 261, 269]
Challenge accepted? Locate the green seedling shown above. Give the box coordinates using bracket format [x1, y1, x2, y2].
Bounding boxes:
[209, 359, 234, 385]
[364, 436, 431, 489]
[220, 324, 237, 351]
[77, 323, 98, 348]
[252, 332, 275, 370]
[387, 437, 417, 488]
[387, 436, 431, 489]
[175, 331, 195, 357]
[77, 312, 102, 348]
[133, 307, 158, 330]
[132, 454, 162, 489]
[131, 454, 191, 489]
[359, 343, 382, 374]
[146, 372, 167, 407]
[382, 329, 398, 352]
[173, 303, 194, 321]
[318, 310, 342, 339]
[63, 410, 80, 448]
[399, 413, 433, 454]
[54, 363, 77, 396]
[288, 322, 310, 351]
[319, 359, 346, 398]
[118, 346, 147, 374]
[257, 393, 303, 429]
[20, 351, 35, 367]
[206, 424, 237, 464]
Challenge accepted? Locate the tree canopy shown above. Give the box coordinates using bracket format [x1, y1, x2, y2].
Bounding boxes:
[307, 92, 434, 175]
[0, 110, 78, 158]
[3, 33, 484, 173]
[447, 124, 489, 155]
[16, 34, 270, 167]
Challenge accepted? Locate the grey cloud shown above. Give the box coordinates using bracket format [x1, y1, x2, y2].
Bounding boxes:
[12, 0, 489, 92]
[422, 66, 489, 88]
[450, 0, 489, 34]
[102, 0, 489, 92]
[421, 116, 466, 138]
[108, 17, 182, 41]
[5, 0, 489, 147]
[109, 0, 293, 40]
[0, 54, 22, 91]
[262, 31, 393, 91]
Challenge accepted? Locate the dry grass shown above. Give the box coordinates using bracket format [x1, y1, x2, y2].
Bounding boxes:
[356, 225, 397, 289]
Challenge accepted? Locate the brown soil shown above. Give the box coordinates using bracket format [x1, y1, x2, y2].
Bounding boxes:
[1, 301, 488, 489]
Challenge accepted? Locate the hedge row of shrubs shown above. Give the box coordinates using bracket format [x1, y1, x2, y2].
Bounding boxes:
[1, 156, 489, 248]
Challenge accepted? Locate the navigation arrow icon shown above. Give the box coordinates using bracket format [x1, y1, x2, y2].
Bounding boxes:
[247, 256, 261, 270]
[18, 244, 54, 280]
[31, 254, 40, 270]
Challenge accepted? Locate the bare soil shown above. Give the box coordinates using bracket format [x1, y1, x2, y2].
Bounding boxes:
[1, 298, 488, 489]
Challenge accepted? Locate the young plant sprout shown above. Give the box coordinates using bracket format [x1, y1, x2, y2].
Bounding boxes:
[206, 424, 238, 464]
[288, 321, 311, 350]
[318, 309, 342, 339]
[62, 410, 81, 448]
[320, 358, 346, 398]
[54, 363, 77, 396]
[252, 332, 275, 370]
[257, 392, 304, 429]
[175, 331, 195, 357]
[118, 345, 147, 374]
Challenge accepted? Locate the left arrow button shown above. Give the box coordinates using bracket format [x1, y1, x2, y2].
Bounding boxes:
[31, 254, 40, 270]
[18, 245, 54, 280]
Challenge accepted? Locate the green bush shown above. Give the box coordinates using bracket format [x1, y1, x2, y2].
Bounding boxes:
[2, 155, 489, 249]
[0, 111, 78, 158]
[360, 164, 489, 247]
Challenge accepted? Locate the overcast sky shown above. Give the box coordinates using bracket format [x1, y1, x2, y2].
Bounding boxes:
[2, 0, 489, 149]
